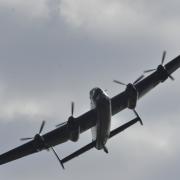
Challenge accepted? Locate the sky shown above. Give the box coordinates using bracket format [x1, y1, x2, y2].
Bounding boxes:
[0, 0, 180, 179]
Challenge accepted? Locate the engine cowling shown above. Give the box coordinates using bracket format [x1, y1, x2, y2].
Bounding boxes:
[126, 84, 138, 109]
[67, 116, 80, 142]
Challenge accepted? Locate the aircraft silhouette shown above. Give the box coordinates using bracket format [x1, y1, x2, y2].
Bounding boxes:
[0, 52, 180, 169]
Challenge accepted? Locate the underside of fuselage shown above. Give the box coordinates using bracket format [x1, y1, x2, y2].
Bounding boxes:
[90, 88, 111, 150]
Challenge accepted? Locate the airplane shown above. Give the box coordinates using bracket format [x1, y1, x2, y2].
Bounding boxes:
[0, 51, 180, 170]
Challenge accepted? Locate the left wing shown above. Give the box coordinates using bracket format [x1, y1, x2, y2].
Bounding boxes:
[111, 55, 180, 115]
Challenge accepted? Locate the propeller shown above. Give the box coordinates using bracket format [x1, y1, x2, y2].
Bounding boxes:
[161, 50, 166, 65]
[20, 120, 65, 169]
[56, 121, 67, 128]
[133, 109, 143, 126]
[103, 146, 109, 154]
[50, 146, 65, 169]
[144, 51, 174, 81]
[114, 76, 144, 125]
[113, 80, 127, 86]
[71, 101, 74, 116]
[113, 74, 144, 87]
[133, 75, 145, 84]
[20, 120, 46, 141]
[56, 102, 75, 128]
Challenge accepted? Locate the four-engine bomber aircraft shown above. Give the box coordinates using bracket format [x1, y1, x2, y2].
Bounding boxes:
[0, 52, 180, 169]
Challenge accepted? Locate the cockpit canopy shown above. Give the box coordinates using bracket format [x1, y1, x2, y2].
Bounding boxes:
[90, 88, 104, 101]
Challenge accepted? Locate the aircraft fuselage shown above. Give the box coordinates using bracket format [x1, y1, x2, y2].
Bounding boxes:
[90, 88, 111, 150]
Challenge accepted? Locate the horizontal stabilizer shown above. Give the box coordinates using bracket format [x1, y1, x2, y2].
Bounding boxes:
[62, 117, 140, 164]
[62, 141, 95, 163]
[109, 117, 140, 139]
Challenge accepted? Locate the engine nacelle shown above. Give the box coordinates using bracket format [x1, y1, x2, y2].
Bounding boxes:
[157, 65, 169, 82]
[126, 84, 138, 109]
[67, 116, 80, 142]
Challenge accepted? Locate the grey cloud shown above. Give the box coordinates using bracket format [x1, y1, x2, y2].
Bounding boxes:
[0, 0, 180, 179]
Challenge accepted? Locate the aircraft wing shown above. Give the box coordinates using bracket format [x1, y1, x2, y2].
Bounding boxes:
[0, 141, 37, 165]
[0, 55, 180, 166]
[111, 55, 180, 115]
[0, 109, 97, 165]
[137, 55, 180, 99]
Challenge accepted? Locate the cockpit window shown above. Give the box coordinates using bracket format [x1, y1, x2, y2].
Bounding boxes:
[90, 88, 103, 100]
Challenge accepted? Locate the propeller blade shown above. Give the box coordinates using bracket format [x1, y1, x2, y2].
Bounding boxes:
[56, 122, 67, 128]
[103, 146, 109, 154]
[71, 102, 74, 116]
[133, 110, 143, 126]
[113, 80, 127, 86]
[168, 74, 175, 81]
[144, 69, 156, 73]
[50, 147, 65, 169]
[20, 137, 33, 141]
[133, 75, 144, 84]
[39, 120, 46, 134]
[161, 51, 166, 65]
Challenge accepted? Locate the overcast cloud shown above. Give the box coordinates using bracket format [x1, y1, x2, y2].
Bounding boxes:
[0, 0, 180, 180]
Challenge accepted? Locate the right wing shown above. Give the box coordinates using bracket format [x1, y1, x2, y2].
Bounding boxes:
[0, 141, 37, 165]
[0, 109, 97, 166]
